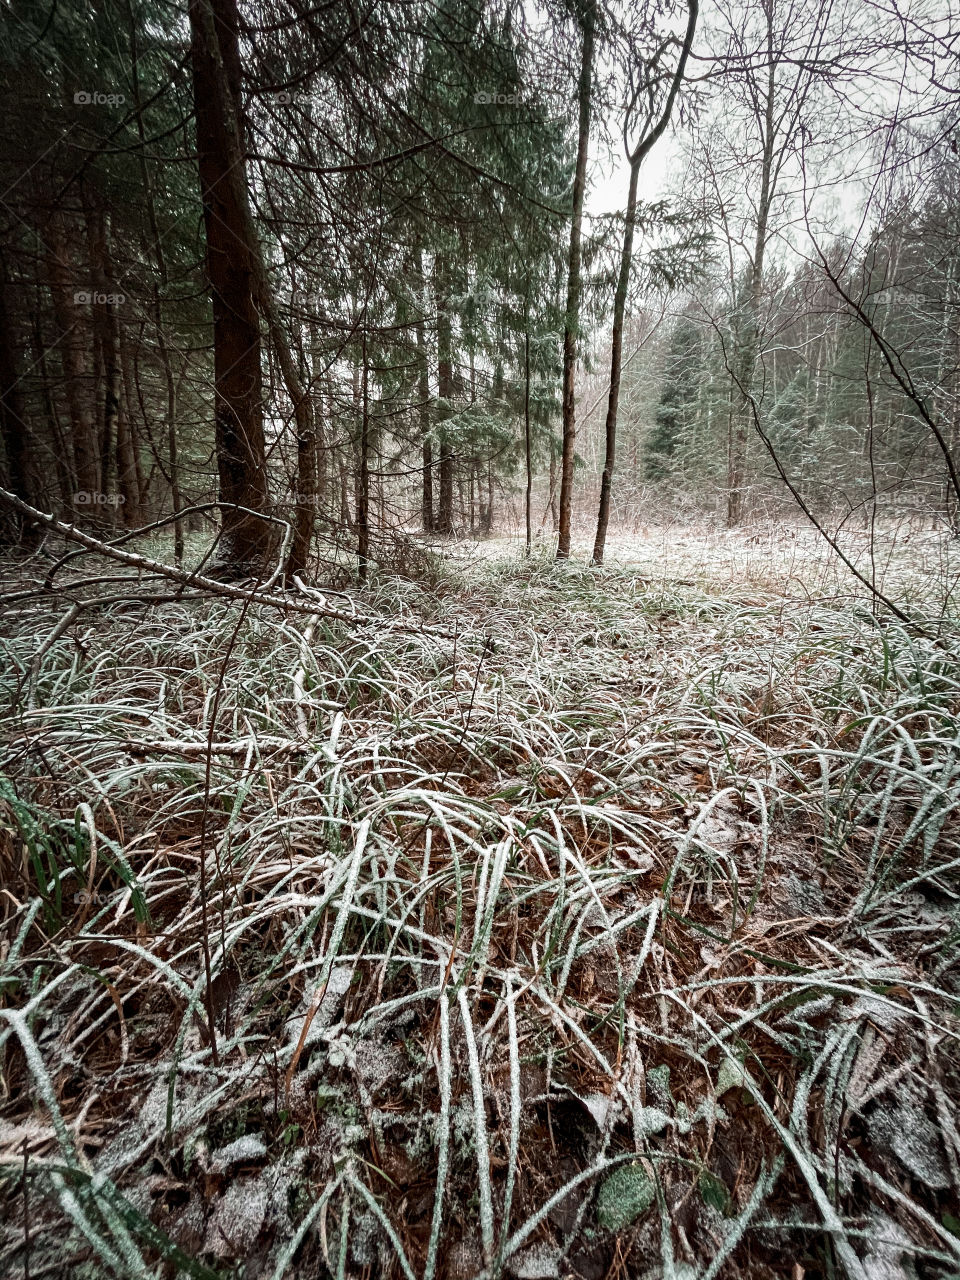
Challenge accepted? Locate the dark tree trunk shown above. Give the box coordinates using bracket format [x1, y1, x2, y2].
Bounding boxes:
[728, 1, 773, 528]
[0, 260, 38, 545]
[339, 458, 351, 530]
[92, 211, 122, 523]
[47, 217, 100, 503]
[130, 5, 181, 555]
[592, 0, 697, 564]
[119, 319, 148, 522]
[543, 447, 560, 532]
[435, 255, 454, 534]
[31, 302, 73, 511]
[189, 0, 271, 572]
[287, 369, 319, 580]
[524, 325, 532, 555]
[438, 443, 454, 533]
[357, 333, 370, 581]
[422, 437, 434, 533]
[556, 0, 595, 559]
[287, 305, 325, 578]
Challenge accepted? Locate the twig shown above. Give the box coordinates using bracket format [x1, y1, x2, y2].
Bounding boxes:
[0, 489, 447, 635]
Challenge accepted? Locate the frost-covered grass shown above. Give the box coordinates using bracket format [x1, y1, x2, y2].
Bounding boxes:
[1, 532, 960, 1279]
[483, 518, 960, 610]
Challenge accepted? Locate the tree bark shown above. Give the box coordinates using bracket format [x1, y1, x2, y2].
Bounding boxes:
[285, 298, 321, 581]
[116, 323, 141, 525]
[728, 0, 775, 528]
[0, 259, 37, 544]
[129, 0, 180, 554]
[357, 331, 370, 580]
[591, 162, 638, 566]
[556, 0, 595, 559]
[592, 0, 697, 565]
[422, 437, 434, 532]
[435, 255, 454, 535]
[415, 252, 434, 532]
[524, 325, 532, 555]
[47, 216, 100, 503]
[189, 0, 271, 572]
[92, 211, 122, 522]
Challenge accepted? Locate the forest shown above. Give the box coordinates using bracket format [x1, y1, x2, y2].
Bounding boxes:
[0, 0, 959, 1276]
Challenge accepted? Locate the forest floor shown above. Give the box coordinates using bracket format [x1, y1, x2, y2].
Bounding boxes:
[2, 523, 960, 1280]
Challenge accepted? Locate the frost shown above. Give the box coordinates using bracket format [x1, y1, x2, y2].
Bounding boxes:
[861, 1212, 920, 1280]
[782, 993, 834, 1026]
[447, 1237, 483, 1279]
[636, 1106, 671, 1136]
[202, 1174, 269, 1256]
[325, 1031, 356, 1070]
[850, 994, 910, 1032]
[354, 1039, 404, 1095]
[698, 814, 738, 853]
[287, 964, 354, 1049]
[508, 1242, 561, 1277]
[569, 1089, 618, 1130]
[645, 1064, 672, 1106]
[96, 1076, 208, 1175]
[715, 1058, 750, 1096]
[349, 1208, 382, 1266]
[785, 874, 825, 916]
[868, 1097, 949, 1188]
[210, 1132, 268, 1170]
[597, 1162, 655, 1232]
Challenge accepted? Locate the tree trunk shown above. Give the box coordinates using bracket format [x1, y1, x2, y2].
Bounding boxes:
[116, 324, 141, 525]
[189, 0, 271, 572]
[0, 259, 37, 544]
[415, 252, 434, 532]
[728, 1, 774, 528]
[339, 458, 351, 530]
[422, 437, 434, 532]
[92, 211, 122, 523]
[129, 3, 181, 555]
[592, 162, 639, 566]
[435, 256, 455, 535]
[357, 332, 370, 581]
[592, 0, 696, 564]
[284, 299, 321, 581]
[556, 0, 595, 559]
[524, 326, 532, 555]
[47, 217, 99, 503]
[30, 285, 73, 511]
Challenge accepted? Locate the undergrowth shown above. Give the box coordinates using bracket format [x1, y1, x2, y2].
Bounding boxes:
[1, 542, 959, 1279]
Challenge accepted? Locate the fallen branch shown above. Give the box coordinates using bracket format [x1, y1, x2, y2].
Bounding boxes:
[0, 489, 439, 634]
